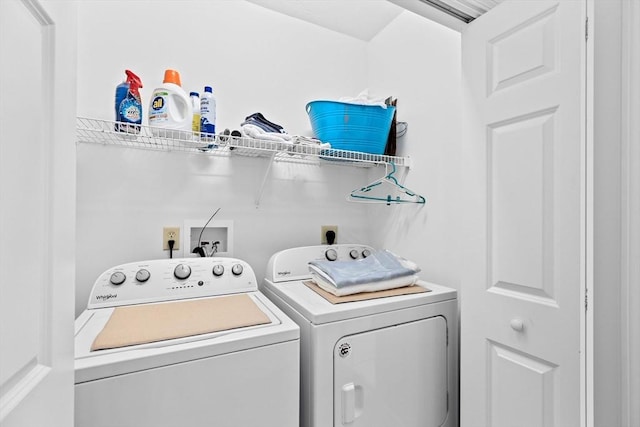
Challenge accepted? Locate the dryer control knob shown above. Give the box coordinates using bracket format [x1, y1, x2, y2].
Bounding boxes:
[174, 264, 191, 280]
[349, 249, 359, 259]
[231, 264, 243, 276]
[362, 249, 371, 258]
[109, 271, 126, 286]
[135, 269, 150, 283]
[213, 264, 225, 277]
[325, 248, 338, 261]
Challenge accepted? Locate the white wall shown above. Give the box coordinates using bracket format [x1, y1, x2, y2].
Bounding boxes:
[75, 1, 462, 315]
[366, 12, 462, 289]
[76, 0, 369, 132]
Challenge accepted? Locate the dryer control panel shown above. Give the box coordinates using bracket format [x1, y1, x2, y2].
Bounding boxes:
[265, 244, 375, 283]
[87, 257, 257, 309]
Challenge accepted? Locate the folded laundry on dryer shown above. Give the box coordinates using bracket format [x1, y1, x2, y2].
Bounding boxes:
[310, 272, 419, 296]
[308, 249, 420, 296]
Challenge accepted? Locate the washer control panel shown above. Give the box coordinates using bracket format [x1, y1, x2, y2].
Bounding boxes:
[265, 244, 375, 283]
[87, 257, 257, 309]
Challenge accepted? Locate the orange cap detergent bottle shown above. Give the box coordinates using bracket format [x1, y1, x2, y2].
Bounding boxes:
[148, 69, 193, 137]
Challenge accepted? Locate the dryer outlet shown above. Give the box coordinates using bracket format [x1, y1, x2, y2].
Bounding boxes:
[321, 225, 338, 245]
[163, 227, 180, 250]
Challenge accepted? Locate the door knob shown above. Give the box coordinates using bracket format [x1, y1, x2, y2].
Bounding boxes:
[510, 318, 525, 332]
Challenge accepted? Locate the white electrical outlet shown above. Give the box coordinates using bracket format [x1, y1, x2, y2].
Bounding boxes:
[163, 227, 180, 250]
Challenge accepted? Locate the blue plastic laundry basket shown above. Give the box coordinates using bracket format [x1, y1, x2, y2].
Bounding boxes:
[306, 100, 396, 155]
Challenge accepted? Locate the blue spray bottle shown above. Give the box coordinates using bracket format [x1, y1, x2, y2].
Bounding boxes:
[115, 70, 143, 133]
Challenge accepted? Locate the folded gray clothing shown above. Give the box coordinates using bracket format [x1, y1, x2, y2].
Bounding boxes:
[241, 117, 276, 133]
[241, 112, 286, 134]
[308, 249, 421, 289]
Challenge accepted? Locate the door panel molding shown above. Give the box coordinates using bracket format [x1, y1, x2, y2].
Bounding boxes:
[487, 4, 559, 95]
[21, 0, 54, 25]
[487, 107, 558, 305]
[0, 363, 50, 419]
[487, 340, 558, 427]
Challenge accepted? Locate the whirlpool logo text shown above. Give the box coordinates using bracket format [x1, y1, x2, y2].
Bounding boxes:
[95, 294, 118, 301]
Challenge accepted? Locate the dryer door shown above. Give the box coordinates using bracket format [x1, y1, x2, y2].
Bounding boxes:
[334, 316, 448, 427]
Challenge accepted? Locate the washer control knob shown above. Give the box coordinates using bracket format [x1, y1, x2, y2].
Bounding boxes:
[362, 249, 371, 258]
[213, 264, 225, 277]
[325, 248, 338, 261]
[135, 269, 150, 283]
[349, 249, 359, 259]
[109, 271, 126, 286]
[231, 264, 243, 276]
[174, 264, 191, 280]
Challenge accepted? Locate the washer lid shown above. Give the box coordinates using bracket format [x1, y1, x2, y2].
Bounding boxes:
[74, 292, 299, 384]
[262, 279, 457, 324]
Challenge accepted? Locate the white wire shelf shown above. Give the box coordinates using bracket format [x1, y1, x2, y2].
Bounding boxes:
[76, 117, 411, 168]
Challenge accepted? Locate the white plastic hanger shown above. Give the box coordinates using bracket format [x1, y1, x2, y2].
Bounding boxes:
[347, 163, 426, 205]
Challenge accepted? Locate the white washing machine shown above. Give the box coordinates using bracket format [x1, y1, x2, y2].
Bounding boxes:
[75, 257, 300, 427]
[261, 244, 459, 427]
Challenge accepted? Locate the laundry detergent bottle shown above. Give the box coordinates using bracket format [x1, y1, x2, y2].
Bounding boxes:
[148, 69, 192, 137]
[114, 70, 143, 133]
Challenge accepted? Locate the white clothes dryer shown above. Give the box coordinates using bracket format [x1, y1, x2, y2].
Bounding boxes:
[75, 257, 299, 427]
[261, 244, 458, 427]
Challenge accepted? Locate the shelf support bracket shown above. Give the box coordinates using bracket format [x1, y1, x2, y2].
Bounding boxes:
[255, 151, 277, 207]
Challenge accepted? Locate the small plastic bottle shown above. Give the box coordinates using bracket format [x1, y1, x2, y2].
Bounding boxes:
[200, 86, 216, 143]
[190, 91, 200, 137]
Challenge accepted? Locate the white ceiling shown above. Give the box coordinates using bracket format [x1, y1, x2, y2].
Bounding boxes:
[245, 0, 502, 40]
[245, 0, 405, 41]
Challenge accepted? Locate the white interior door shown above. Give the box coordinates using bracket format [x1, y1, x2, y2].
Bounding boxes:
[334, 317, 448, 427]
[461, 1, 588, 426]
[0, 0, 76, 425]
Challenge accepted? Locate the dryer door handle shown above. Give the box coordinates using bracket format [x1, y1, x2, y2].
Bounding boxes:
[341, 382, 364, 424]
